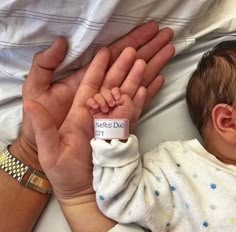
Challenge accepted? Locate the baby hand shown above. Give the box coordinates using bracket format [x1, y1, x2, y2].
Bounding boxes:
[87, 87, 135, 121]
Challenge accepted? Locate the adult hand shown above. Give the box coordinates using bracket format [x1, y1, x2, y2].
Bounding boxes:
[23, 48, 154, 232]
[11, 21, 174, 172]
[24, 48, 144, 197]
[25, 30, 174, 197]
[25, 33, 174, 195]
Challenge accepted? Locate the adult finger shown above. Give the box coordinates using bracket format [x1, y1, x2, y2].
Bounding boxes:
[24, 37, 68, 97]
[131, 86, 147, 132]
[108, 21, 159, 63]
[71, 47, 111, 106]
[145, 75, 165, 106]
[136, 27, 174, 61]
[120, 59, 146, 99]
[142, 43, 175, 87]
[102, 47, 137, 89]
[58, 23, 158, 94]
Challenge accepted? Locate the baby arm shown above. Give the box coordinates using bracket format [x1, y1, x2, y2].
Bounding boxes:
[87, 88, 174, 231]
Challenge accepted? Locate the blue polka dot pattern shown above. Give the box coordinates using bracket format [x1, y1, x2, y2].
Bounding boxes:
[203, 221, 209, 227]
[99, 195, 105, 201]
[170, 185, 176, 191]
[155, 190, 160, 196]
[210, 183, 217, 189]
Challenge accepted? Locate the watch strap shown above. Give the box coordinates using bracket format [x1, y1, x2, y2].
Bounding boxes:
[0, 146, 53, 194]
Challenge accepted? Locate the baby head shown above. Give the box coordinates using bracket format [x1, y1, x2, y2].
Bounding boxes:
[186, 40, 236, 164]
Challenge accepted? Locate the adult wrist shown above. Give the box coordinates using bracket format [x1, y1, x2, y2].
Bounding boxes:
[9, 135, 42, 172]
[1, 138, 53, 194]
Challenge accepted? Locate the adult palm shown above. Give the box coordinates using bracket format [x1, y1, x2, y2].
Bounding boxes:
[26, 47, 146, 199]
[19, 21, 175, 198]
[13, 21, 174, 171]
[23, 22, 173, 142]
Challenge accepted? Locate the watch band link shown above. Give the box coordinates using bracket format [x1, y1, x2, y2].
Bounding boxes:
[0, 146, 53, 194]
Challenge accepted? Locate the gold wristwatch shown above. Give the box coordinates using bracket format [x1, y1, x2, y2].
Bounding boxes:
[0, 146, 53, 194]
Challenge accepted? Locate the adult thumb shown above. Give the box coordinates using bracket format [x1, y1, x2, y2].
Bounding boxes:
[24, 37, 68, 96]
[24, 100, 61, 170]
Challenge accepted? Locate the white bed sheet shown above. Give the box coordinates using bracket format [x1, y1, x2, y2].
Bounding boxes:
[0, 0, 235, 231]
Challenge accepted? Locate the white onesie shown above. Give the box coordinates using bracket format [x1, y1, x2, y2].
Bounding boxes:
[91, 135, 236, 232]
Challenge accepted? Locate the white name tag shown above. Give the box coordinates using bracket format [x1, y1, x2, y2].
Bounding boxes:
[94, 119, 129, 140]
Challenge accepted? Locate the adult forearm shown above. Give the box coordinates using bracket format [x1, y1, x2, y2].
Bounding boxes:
[0, 170, 50, 231]
[0, 138, 50, 231]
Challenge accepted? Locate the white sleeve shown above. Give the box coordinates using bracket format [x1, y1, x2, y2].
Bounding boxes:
[91, 135, 173, 231]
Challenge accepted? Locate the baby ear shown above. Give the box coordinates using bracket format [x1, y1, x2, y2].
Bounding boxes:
[212, 104, 236, 143]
